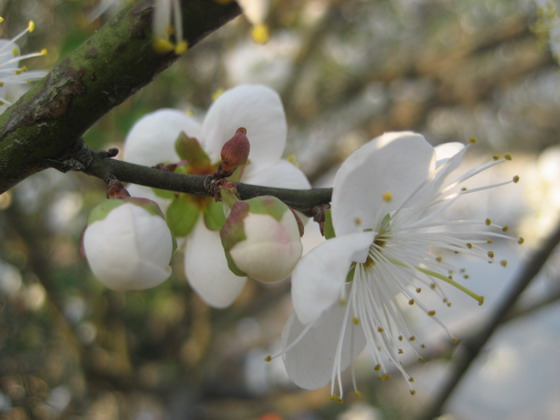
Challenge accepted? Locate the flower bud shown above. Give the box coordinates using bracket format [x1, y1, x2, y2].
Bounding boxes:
[220, 127, 250, 176]
[83, 198, 174, 291]
[220, 196, 303, 283]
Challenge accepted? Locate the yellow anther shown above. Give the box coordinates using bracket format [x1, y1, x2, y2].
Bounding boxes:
[452, 337, 459, 344]
[409, 336, 416, 341]
[174, 40, 188, 55]
[410, 390, 417, 395]
[354, 217, 362, 227]
[504, 154, 512, 160]
[12, 47, 19, 57]
[152, 37, 174, 53]
[492, 154, 500, 161]
[28, 21, 35, 33]
[211, 88, 224, 101]
[398, 349, 404, 354]
[40, 48, 48, 56]
[0, 17, 4, 23]
[485, 218, 492, 226]
[382, 191, 393, 202]
[374, 364, 381, 371]
[408, 376, 415, 382]
[421, 344, 427, 349]
[264, 355, 272, 362]
[518, 237, 525, 245]
[428, 310, 436, 316]
[502, 225, 509, 232]
[429, 283, 436, 289]
[287, 154, 299, 167]
[251, 24, 270, 44]
[461, 187, 468, 191]
[379, 373, 390, 381]
[398, 335, 403, 341]
[416, 287, 422, 293]
[487, 239, 493, 244]
[463, 274, 470, 279]
[417, 356, 425, 362]
[468, 137, 477, 144]
[487, 250, 494, 258]
[513, 175, 520, 183]
[408, 299, 415, 305]
[352, 317, 360, 325]
[500, 260, 508, 267]
[377, 327, 384, 333]
[436, 256, 443, 263]
[354, 391, 363, 398]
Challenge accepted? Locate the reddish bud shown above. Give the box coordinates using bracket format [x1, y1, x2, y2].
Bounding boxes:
[220, 127, 250, 175]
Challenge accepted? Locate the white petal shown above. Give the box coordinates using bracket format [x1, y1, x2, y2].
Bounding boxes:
[434, 142, 465, 168]
[201, 85, 286, 169]
[282, 296, 367, 390]
[291, 232, 375, 325]
[123, 109, 202, 166]
[243, 159, 311, 189]
[332, 131, 435, 235]
[184, 219, 247, 308]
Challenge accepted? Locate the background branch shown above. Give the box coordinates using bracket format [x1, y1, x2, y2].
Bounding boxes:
[0, 0, 240, 194]
[418, 219, 560, 420]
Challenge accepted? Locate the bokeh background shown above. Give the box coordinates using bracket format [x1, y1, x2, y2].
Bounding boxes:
[1, 0, 559, 419]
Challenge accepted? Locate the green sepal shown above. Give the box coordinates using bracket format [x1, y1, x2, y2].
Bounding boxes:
[246, 195, 287, 221]
[224, 249, 247, 277]
[175, 132, 211, 171]
[166, 195, 200, 237]
[219, 201, 249, 251]
[323, 209, 336, 239]
[87, 199, 125, 225]
[152, 187, 176, 200]
[203, 199, 227, 231]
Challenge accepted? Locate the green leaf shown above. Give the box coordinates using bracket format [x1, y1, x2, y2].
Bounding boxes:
[175, 132, 211, 170]
[323, 209, 336, 239]
[204, 200, 226, 231]
[152, 187, 176, 200]
[166, 195, 200, 237]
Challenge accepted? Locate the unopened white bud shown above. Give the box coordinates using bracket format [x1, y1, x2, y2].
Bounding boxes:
[220, 196, 303, 283]
[83, 198, 174, 291]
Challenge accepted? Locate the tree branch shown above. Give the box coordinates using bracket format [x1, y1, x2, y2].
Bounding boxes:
[0, 0, 241, 193]
[418, 219, 560, 420]
[77, 146, 332, 216]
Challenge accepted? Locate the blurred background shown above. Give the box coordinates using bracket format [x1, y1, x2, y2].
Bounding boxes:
[1, 0, 559, 419]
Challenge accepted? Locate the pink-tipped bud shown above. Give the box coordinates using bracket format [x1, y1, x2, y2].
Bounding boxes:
[220, 127, 250, 175]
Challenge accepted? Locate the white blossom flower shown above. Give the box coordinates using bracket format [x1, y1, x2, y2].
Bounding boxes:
[0, 19, 47, 113]
[83, 198, 174, 291]
[123, 84, 310, 308]
[277, 132, 519, 400]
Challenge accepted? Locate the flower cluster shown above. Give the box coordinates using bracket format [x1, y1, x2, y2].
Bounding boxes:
[0, 19, 47, 113]
[81, 82, 519, 400]
[83, 84, 309, 307]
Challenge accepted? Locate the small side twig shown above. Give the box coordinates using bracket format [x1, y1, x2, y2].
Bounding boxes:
[418, 219, 560, 420]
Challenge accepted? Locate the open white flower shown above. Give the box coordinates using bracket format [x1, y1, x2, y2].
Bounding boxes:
[278, 132, 519, 400]
[83, 198, 174, 291]
[123, 84, 310, 308]
[0, 19, 47, 113]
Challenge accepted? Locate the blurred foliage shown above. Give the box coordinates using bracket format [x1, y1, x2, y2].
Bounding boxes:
[0, 0, 559, 419]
